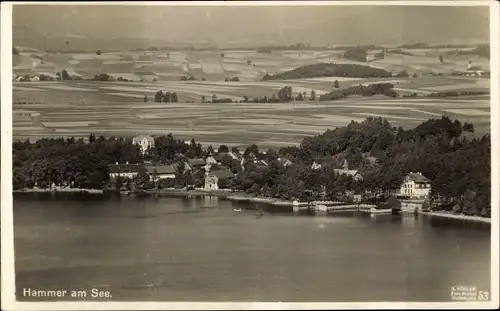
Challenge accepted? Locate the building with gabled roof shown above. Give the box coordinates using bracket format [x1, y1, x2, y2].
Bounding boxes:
[187, 158, 206, 169]
[204, 169, 234, 190]
[465, 61, 487, 76]
[146, 165, 176, 180]
[333, 169, 363, 182]
[332, 160, 363, 181]
[133, 135, 155, 155]
[214, 152, 240, 163]
[398, 172, 432, 198]
[108, 163, 147, 179]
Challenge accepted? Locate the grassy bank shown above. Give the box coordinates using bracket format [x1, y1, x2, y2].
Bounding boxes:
[419, 211, 491, 224]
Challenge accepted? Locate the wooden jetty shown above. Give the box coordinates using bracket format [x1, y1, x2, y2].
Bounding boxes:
[292, 200, 378, 216]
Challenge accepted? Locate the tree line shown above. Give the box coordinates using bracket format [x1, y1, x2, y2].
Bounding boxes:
[319, 83, 397, 100]
[261, 63, 392, 80]
[152, 90, 179, 103]
[12, 116, 491, 217]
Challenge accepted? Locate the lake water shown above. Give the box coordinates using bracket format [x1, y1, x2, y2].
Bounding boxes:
[13, 193, 491, 302]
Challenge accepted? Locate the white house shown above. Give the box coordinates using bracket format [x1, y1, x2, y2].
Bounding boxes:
[133, 135, 155, 155]
[311, 162, 322, 170]
[108, 163, 147, 179]
[204, 169, 233, 190]
[398, 172, 432, 198]
[204, 174, 219, 190]
[465, 61, 486, 76]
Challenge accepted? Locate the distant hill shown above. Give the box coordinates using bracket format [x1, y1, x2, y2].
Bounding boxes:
[13, 25, 180, 53]
[261, 63, 392, 81]
[397, 42, 476, 49]
[453, 44, 490, 59]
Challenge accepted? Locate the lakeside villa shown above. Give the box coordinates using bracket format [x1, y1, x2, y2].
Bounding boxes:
[398, 172, 432, 199]
[204, 169, 235, 190]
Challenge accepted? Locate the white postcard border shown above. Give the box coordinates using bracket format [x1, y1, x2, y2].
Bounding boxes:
[1, 1, 498, 310]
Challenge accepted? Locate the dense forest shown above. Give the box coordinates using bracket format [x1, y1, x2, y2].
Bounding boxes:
[342, 47, 368, 62]
[12, 116, 491, 217]
[261, 63, 392, 80]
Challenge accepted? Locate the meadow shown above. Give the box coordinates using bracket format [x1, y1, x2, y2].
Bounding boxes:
[12, 48, 490, 149]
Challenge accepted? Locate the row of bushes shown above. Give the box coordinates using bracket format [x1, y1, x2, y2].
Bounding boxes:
[152, 91, 179, 103]
[402, 90, 489, 98]
[426, 91, 490, 98]
[343, 47, 368, 62]
[13, 101, 43, 105]
[261, 63, 392, 80]
[319, 83, 397, 101]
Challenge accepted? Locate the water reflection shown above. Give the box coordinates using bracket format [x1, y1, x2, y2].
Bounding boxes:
[370, 213, 402, 225]
[13, 193, 491, 302]
[202, 196, 219, 208]
[402, 214, 416, 228]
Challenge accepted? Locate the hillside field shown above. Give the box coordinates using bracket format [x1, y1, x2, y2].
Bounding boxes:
[12, 48, 490, 148]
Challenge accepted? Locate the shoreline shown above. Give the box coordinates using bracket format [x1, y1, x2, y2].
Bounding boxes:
[13, 188, 104, 194]
[419, 211, 491, 224]
[142, 188, 296, 206]
[13, 188, 491, 224]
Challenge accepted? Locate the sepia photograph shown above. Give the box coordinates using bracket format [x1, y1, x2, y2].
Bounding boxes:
[1, 1, 499, 310]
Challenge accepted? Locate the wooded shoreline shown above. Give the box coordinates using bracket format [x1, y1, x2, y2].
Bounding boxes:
[13, 187, 491, 224]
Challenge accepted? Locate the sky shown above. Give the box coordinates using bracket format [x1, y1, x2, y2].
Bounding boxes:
[13, 4, 490, 48]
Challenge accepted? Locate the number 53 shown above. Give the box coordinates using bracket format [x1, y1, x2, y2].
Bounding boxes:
[478, 291, 489, 301]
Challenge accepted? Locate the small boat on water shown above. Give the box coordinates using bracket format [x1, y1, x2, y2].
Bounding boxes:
[254, 205, 264, 218]
[233, 208, 243, 212]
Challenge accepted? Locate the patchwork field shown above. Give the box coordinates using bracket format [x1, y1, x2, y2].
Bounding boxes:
[12, 48, 491, 148]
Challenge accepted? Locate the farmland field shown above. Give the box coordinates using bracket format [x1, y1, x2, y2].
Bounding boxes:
[12, 49, 490, 148]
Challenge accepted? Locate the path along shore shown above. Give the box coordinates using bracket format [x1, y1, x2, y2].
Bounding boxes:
[14, 187, 491, 224]
[143, 188, 296, 206]
[418, 211, 491, 224]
